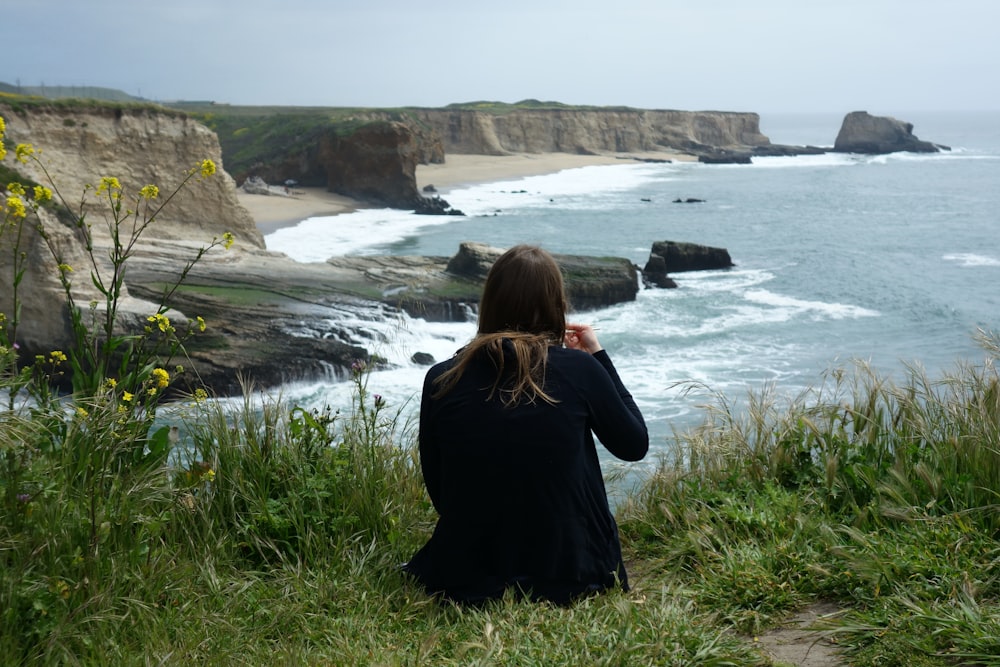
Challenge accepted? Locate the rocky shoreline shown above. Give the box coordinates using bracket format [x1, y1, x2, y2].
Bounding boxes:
[1, 100, 946, 397]
[122, 240, 732, 396]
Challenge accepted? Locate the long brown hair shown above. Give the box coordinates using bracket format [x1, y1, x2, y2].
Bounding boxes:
[433, 245, 568, 406]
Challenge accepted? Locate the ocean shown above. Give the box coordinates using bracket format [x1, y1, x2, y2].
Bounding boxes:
[263, 110, 1000, 478]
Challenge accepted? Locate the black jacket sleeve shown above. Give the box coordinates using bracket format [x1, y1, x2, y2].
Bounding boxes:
[418, 369, 443, 513]
[583, 350, 648, 461]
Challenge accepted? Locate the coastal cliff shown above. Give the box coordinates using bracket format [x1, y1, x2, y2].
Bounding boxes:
[0, 102, 263, 248]
[406, 107, 775, 158]
[1, 101, 665, 394]
[197, 102, 823, 208]
[0, 101, 365, 392]
[221, 117, 445, 209]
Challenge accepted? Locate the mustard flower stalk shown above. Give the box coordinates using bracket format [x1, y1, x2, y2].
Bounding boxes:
[4, 196, 26, 220]
[151, 367, 170, 389]
[14, 143, 34, 164]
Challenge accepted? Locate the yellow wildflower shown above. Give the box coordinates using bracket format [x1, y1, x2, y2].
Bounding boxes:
[0, 116, 5, 135]
[122, 391, 134, 403]
[193, 388, 208, 403]
[95, 176, 122, 195]
[4, 196, 26, 220]
[151, 367, 170, 389]
[104, 377, 117, 388]
[139, 184, 159, 199]
[58, 263, 73, 274]
[14, 143, 34, 164]
[33, 185, 53, 203]
[146, 312, 171, 333]
[0, 142, 5, 161]
[196, 315, 206, 332]
[7, 182, 25, 196]
[200, 159, 216, 178]
[53, 579, 70, 599]
[203, 469, 216, 483]
[147, 387, 157, 398]
[76, 406, 89, 418]
[49, 350, 67, 364]
[222, 232, 235, 249]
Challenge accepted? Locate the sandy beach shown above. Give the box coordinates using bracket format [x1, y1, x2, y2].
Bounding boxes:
[239, 151, 689, 235]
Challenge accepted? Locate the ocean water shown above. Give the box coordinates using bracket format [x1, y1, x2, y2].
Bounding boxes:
[263, 110, 1000, 474]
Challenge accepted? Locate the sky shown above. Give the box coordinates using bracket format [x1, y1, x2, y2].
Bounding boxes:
[4, 0, 999, 114]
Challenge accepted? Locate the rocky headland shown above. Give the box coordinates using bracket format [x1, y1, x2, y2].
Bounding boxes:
[0, 99, 945, 394]
[196, 103, 830, 208]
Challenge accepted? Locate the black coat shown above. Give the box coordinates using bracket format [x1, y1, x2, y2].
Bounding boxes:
[404, 346, 648, 604]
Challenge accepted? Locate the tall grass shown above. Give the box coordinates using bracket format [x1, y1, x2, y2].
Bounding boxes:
[619, 333, 1000, 664]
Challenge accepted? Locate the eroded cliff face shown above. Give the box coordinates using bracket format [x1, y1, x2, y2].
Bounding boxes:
[231, 120, 442, 209]
[1, 104, 263, 248]
[406, 108, 773, 156]
[0, 102, 264, 360]
[215, 107, 797, 210]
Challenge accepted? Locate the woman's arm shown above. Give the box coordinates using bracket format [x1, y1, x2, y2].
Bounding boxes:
[566, 323, 648, 462]
[418, 371, 444, 512]
[587, 350, 648, 461]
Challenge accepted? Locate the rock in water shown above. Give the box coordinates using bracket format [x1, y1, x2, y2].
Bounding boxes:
[642, 241, 733, 288]
[833, 111, 944, 154]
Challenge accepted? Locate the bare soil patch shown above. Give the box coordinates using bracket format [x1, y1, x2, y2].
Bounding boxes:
[756, 602, 846, 666]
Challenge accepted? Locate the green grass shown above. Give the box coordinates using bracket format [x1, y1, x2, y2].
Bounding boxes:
[4, 332, 1000, 664]
[0, 91, 185, 118]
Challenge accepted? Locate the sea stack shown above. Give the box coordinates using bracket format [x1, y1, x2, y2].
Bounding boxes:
[833, 111, 945, 154]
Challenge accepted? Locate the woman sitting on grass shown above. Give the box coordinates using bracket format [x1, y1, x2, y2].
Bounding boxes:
[404, 244, 648, 605]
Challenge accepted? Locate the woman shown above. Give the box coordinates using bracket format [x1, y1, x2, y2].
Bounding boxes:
[404, 244, 648, 605]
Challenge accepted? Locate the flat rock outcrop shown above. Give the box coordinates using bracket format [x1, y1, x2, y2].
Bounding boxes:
[833, 111, 945, 154]
[642, 241, 734, 288]
[328, 241, 640, 321]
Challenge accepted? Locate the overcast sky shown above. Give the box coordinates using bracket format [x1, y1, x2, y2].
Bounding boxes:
[4, 0, 998, 114]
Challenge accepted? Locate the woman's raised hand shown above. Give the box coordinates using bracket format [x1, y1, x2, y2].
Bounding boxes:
[565, 323, 603, 355]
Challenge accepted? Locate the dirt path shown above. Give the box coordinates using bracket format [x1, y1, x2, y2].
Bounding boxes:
[756, 602, 846, 666]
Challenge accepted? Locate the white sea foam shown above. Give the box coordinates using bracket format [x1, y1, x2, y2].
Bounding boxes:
[746, 153, 856, 169]
[864, 150, 1000, 166]
[265, 207, 459, 262]
[264, 163, 668, 261]
[445, 162, 669, 215]
[942, 253, 1000, 267]
[674, 268, 776, 293]
[743, 289, 880, 319]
